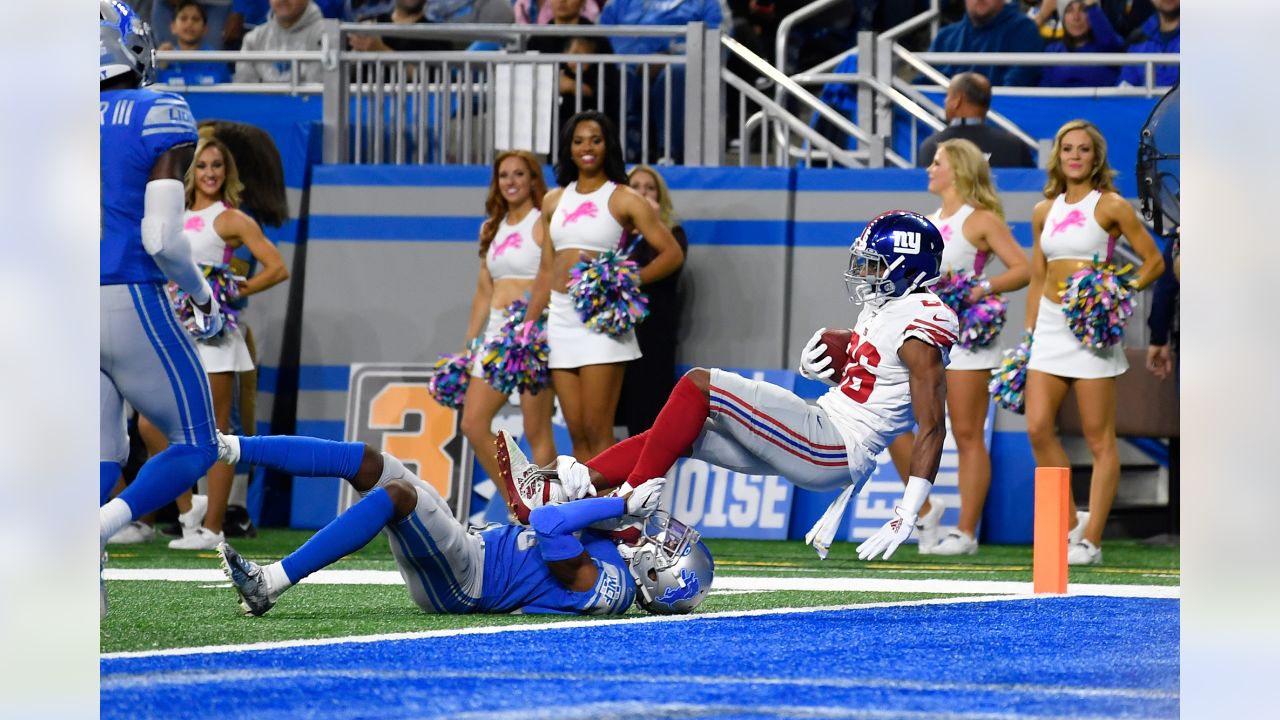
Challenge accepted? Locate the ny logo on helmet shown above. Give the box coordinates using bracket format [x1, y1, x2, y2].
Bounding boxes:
[892, 230, 921, 255]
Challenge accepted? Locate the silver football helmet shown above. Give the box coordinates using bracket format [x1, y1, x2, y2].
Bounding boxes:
[100, 0, 156, 86]
[623, 511, 714, 615]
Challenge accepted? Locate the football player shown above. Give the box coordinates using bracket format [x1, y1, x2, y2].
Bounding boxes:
[98, 0, 225, 615]
[507, 211, 957, 561]
[213, 432, 714, 617]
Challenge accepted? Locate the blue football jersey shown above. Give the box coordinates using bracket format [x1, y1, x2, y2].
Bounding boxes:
[478, 525, 635, 615]
[100, 87, 198, 285]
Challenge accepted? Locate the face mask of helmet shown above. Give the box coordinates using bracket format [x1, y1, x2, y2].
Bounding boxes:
[844, 238, 903, 306]
[101, 0, 157, 87]
[623, 511, 714, 615]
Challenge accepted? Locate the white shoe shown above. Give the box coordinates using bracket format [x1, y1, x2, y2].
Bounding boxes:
[1067, 538, 1102, 566]
[177, 494, 209, 539]
[915, 501, 944, 554]
[932, 529, 979, 556]
[168, 526, 225, 550]
[1068, 510, 1089, 545]
[107, 521, 156, 545]
[216, 432, 241, 465]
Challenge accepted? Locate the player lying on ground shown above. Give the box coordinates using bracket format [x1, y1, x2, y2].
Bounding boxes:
[214, 432, 714, 617]
[503, 211, 957, 561]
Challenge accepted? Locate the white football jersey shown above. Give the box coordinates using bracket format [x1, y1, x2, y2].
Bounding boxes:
[815, 290, 959, 458]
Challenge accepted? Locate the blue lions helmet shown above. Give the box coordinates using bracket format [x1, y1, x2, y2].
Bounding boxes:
[624, 512, 714, 615]
[100, 0, 156, 86]
[844, 210, 944, 305]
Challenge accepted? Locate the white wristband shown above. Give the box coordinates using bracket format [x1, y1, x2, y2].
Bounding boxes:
[900, 475, 932, 518]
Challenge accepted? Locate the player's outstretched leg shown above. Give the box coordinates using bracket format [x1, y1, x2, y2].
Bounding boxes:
[620, 369, 711, 488]
[222, 433, 382, 493]
[218, 478, 418, 616]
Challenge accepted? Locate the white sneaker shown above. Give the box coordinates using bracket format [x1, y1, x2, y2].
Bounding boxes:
[932, 529, 979, 556]
[1067, 538, 1102, 566]
[168, 526, 225, 550]
[177, 494, 209, 539]
[915, 501, 945, 554]
[216, 432, 241, 465]
[1068, 510, 1090, 545]
[108, 521, 156, 545]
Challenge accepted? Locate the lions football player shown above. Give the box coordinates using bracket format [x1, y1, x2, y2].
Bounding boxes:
[506, 211, 958, 562]
[214, 432, 713, 617]
[99, 0, 225, 614]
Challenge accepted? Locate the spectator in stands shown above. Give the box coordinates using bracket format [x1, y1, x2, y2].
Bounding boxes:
[1040, 0, 1125, 87]
[1118, 0, 1177, 87]
[154, 0, 233, 50]
[156, 1, 233, 85]
[917, 72, 1035, 168]
[233, 0, 326, 83]
[515, 0, 603, 25]
[618, 165, 688, 436]
[1026, 0, 1064, 42]
[599, 0, 723, 163]
[1146, 226, 1178, 380]
[929, 0, 1044, 86]
[527, 0, 603, 53]
[525, 0, 619, 130]
[225, 0, 270, 50]
[1024, 119, 1164, 566]
[347, 0, 451, 59]
[1097, 0, 1153, 39]
[425, 0, 515, 23]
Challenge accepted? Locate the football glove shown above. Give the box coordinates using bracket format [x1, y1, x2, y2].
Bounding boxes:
[856, 506, 916, 561]
[618, 477, 665, 518]
[188, 294, 225, 340]
[798, 327, 837, 385]
[554, 455, 596, 500]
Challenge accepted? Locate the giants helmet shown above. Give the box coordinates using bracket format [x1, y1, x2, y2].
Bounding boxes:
[844, 210, 944, 305]
[100, 0, 156, 86]
[624, 512, 714, 615]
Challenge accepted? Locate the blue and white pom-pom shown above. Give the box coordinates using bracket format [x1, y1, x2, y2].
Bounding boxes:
[168, 263, 240, 338]
[568, 250, 649, 337]
[428, 343, 476, 410]
[989, 330, 1032, 414]
[480, 298, 550, 395]
[1060, 255, 1137, 349]
[933, 269, 1007, 350]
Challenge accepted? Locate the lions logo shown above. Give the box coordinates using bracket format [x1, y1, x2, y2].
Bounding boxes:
[656, 568, 700, 607]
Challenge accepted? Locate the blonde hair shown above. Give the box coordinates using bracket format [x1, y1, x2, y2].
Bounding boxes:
[627, 165, 678, 228]
[479, 150, 548, 257]
[938, 138, 1005, 221]
[184, 136, 243, 209]
[1043, 119, 1118, 199]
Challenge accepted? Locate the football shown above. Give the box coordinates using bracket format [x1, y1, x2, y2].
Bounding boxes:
[819, 328, 853, 375]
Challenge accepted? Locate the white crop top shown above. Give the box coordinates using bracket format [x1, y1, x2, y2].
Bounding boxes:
[931, 204, 990, 275]
[485, 208, 542, 280]
[551, 180, 627, 254]
[1040, 189, 1115, 262]
[183, 202, 233, 266]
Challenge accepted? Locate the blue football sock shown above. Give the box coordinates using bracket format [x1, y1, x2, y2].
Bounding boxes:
[100, 462, 122, 506]
[117, 443, 217, 520]
[281, 487, 395, 584]
[239, 436, 365, 480]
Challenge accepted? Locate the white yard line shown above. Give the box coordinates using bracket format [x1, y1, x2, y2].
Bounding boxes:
[105, 567, 1180, 599]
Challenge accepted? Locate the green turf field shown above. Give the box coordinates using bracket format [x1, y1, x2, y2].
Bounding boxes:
[101, 531, 1178, 654]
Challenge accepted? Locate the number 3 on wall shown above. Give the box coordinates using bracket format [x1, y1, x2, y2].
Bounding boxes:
[839, 332, 881, 404]
[368, 383, 458, 499]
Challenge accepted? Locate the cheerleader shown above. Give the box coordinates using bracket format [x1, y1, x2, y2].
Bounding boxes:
[459, 150, 556, 503]
[525, 111, 683, 460]
[1026, 119, 1163, 565]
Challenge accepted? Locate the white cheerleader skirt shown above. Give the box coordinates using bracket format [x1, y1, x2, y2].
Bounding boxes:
[469, 308, 506, 379]
[547, 290, 641, 369]
[948, 342, 1003, 371]
[197, 326, 255, 373]
[1026, 300, 1128, 379]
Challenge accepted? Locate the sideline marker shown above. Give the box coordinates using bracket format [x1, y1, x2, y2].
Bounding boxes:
[1033, 467, 1069, 594]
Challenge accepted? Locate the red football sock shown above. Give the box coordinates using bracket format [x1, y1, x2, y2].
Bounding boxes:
[624, 376, 709, 487]
[586, 431, 649, 489]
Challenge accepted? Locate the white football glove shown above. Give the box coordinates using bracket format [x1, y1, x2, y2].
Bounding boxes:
[617, 477, 666, 518]
[798, 328, 837, 385]
[554, 455, 596, 500]
[856, 506, 916, 561]
[188, 293, 225, 340]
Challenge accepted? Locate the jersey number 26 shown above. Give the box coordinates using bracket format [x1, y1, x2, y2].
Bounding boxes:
[838, 332, 881, 404]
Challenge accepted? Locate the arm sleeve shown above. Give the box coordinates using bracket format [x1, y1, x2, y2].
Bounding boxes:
[142, 179, 212, 304]
[529, 497, 626, 562]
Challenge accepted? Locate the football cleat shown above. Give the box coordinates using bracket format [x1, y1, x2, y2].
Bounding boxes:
[494, 431, 565, 525]
[217, 543, 277, 616]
